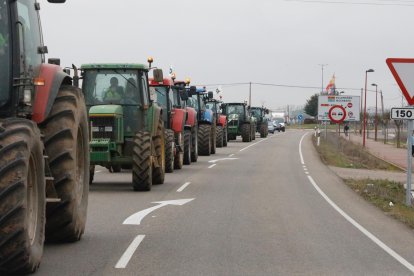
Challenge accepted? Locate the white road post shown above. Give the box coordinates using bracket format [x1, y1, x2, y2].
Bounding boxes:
[317, 127, 321, 146]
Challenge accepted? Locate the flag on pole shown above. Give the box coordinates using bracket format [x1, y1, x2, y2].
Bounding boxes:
[325, 74, 336, 95]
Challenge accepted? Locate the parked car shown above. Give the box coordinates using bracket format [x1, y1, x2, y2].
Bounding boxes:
[267, 121, 275, 134]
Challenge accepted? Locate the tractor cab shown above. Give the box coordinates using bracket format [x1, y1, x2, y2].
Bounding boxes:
[222, 103, 249, 123]
[222, 102, 255, 142]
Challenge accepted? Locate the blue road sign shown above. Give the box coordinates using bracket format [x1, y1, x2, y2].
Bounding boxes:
[298, 114, 303, 121]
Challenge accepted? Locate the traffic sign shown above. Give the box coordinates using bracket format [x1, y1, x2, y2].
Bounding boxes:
[391, 107, 414, 120]
[386, 58, 414, 105]
[297, 114, 303, 121]
[317, 95, 360, 121]
[328, 105, 346, 123]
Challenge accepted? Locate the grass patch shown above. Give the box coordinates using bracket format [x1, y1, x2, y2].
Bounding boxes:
[344, 178, 414, 228]
[313, 132, 402, 171]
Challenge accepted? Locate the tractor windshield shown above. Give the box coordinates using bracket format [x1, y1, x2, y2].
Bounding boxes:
[83, 69, 142, 106]
[0, 0, 10, 105]
[205, 102, 217, 113]
[151, 86, 168, 109]
[226, 105, 244, 115]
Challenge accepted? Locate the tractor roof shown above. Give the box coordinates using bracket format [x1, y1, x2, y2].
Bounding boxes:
[224, 102, 246, 106]
[148, 78, 174, 86]
[81, 63, 148, 70]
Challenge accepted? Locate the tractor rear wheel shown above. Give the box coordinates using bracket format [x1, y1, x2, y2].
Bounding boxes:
[198, 124, 211, 156]
[132, 131, 152, 191]
[152, 119, 165, 184]
[260, 124, 266, 138]
[164, 129, 174, 173]
[251, 123, 256, 140]
[241, 124, 251, 142]
[0, 119, 45, 274]
[223, 127, 228, 147]
[41, 86, 89, 242]
[216, 126, 223, 148]
[191, 126, 198, 162]
[183, 130, 191, 165]
[210, 124, 217, 154]
[174, 133, 184, 170]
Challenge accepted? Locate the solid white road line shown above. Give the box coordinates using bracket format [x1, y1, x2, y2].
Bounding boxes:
[177, 182, 191, 192]
[208, 164, 217, 169]
[239, 138, 268, 152]
[115, 235, 145, 269]
[299, 133, 414, 273]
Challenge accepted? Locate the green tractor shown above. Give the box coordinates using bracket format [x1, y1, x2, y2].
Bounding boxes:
[250, 106, 269, 138]
[221, 102, 256, 142]
[81, 64, 165, 191]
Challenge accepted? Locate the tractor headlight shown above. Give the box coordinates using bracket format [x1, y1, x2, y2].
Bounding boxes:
[23, 89, 31, 104]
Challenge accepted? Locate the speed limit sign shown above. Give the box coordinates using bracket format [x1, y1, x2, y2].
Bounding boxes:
[391, 107, 414, 120]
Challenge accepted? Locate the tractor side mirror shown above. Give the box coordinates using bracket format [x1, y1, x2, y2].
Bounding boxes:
[48, 58, 60, 65]
[179, 88, 188, 101]
[189, 86, 197, 96]
[48, 0, 66, 3]
[208, 91, 214, 99]
[153, 69, 163, 83]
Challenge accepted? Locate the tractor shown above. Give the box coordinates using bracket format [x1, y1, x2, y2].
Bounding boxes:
[187, 88, 216, 156]
[81, 63, 165, 191]
[250, 106, 269, 138]
[149, 76, 190, 171]
[0, 0, 90, 274]
[205, 98, 228, 147]
[221, 102, 256, 142]
[174, 79, 198, 162]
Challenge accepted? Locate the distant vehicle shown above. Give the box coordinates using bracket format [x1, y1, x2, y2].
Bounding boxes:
[267, 121, 275, 134]
[273, 118, 286, 132]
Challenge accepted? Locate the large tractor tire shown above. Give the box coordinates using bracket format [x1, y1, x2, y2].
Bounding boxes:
[0, 119, 45, 274]
[164, 129, 174, 173]
[241, 123, 251, 142]
[251, 123, 256, 140]
[260, 123, 266, 138]
[132, 131, 152, 191]
[111, 164, 121, 173]
[183, 130, 192, 165]
[152, 120, 165, 185]
[40, 86, 89, 242]
[223, 126, 228, 147]
[191, 126, 198, 162]
[210, 124, 217, 154]
[174, 133, 184, 170]
[198, 124, 211, 156]
[216, 126, 224, 148]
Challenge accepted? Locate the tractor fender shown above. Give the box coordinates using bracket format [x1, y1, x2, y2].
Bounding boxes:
[32, 64, 72, 123]
[171, 108, 186, 133]
[185, 107, 197, 127]
[147, 104, 162, 137]
[218, 115, 227, 127]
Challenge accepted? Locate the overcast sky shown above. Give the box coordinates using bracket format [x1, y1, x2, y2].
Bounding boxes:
[39, 0, 414, 112]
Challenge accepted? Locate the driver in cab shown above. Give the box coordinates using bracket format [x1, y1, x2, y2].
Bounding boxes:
[103, 77, 124, 102]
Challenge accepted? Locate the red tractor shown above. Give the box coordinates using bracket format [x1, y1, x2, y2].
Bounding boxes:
[174, 79, 198, 163]
[149, 77, 189, 171]
[205, 98, 228, 147]
[0, 0, 89, 274]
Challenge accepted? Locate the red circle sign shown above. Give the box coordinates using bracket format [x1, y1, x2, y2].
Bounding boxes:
[347, 102, 353, 108]
[328, 105, 347, 123]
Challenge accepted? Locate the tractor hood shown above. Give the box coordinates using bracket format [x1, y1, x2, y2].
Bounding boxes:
[89, 105, 123, 116]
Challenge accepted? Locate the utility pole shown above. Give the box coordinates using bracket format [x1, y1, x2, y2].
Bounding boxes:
[319, 64, 328, 94]
[249, 82, 252, 107]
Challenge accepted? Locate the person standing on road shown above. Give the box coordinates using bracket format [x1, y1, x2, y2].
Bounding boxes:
[344, 123, 349, 136]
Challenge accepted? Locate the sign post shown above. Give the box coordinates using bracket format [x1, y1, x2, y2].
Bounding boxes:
[387, 58, 414, 206]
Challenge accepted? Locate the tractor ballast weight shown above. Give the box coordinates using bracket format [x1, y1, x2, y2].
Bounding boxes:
[0, 1, 90, 273]
[187, 87, 217, 156]
[81, 63, 165, 191]
[250, 106, 269, 138]
[221, 102, 255, 142]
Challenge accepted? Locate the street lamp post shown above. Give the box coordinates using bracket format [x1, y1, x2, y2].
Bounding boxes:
[371, 83, 378, 141]
[363, 69, 375, 147]
[319, 64, 328, 94]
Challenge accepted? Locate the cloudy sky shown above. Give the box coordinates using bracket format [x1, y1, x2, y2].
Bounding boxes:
[40, 0, 414, 112]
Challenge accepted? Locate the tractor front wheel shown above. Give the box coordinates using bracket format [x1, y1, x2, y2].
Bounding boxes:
[241, 123, 251, 142]
[41, 85, 89, 242]
[183, 130, 191, 165]
[165, 129, 175, 173]
[152, 119, 165, 184]
[216, 126, 223, 148]
[174, 133, 184, 170]
[132, 131, 152, 191]
[198, 124, 211, 156]
[191, 126, 198, 162]
[0, 119, 45, 274]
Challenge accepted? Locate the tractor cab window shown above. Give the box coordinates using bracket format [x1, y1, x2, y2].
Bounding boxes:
[186, 97, 198, 110]
[227, 105, 244, 115]
[205, 102, 216, 113]
[0, 0, 10, 105]
[16, 0, 43, 76]
[151, 86, 169, 109]
[83, 70, 141, 106]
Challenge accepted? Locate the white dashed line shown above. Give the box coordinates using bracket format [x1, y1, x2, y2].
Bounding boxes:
[239, 138, 268, 152]
[208, 164, 217, 169]
[177, 182, 191, 192]
[115, 235, 145, 269]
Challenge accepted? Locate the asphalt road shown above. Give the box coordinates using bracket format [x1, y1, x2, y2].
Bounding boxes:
[36, 130, 414, 276]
